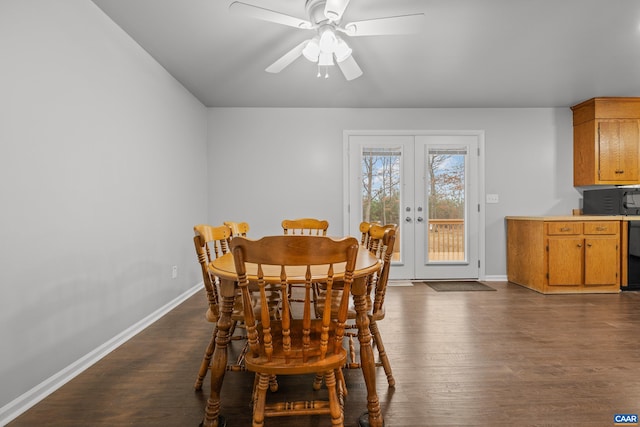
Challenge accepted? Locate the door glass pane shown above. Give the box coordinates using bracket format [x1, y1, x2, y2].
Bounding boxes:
[426, 147, 466, 262]
[361, 147, 401, 261]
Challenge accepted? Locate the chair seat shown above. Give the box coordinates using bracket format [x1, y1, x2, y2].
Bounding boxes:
[245, 319, 347, 375]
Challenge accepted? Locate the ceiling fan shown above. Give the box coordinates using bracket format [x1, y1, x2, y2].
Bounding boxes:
[229, 0, 425, 81]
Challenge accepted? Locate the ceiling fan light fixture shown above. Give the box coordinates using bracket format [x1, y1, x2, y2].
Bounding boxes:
[334, 37, 352, 62]
[302, 37, 320, 62]
[319, 26, 338, 53]
[318, 51, 334, 67]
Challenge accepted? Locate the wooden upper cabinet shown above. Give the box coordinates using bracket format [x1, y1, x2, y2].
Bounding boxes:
[572, 97, 640, 186]
[598, 121, 639, 182]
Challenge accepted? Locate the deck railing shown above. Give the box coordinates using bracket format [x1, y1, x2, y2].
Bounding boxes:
[428, 219, 464, 261]
[382, 219, 465, 263]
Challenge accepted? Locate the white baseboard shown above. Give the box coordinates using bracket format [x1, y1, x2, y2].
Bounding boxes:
[483, 275, 508, 282]
[0, 283, 202, 426]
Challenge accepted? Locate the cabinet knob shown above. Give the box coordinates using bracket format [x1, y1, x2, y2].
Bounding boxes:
[560, 227, 570, 232]
[577, 243, 583, 248]
[615, 170, 625, 174]
[587, 243, 592, 247]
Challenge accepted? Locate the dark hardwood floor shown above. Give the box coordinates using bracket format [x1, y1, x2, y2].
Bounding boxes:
[9, 282, 640, 426]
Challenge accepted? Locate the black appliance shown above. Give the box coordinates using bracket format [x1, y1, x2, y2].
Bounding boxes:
[583, 187, 640, 216]
[629, 222, 640, 290]
[582, 187, 640, 290]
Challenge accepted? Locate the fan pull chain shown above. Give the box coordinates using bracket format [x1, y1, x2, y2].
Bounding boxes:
[316, 65, 330, 79]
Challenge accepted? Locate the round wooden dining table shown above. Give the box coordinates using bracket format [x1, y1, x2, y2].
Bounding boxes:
[200, 243, 385, 427]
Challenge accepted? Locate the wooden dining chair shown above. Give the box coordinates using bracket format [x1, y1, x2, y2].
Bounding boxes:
[193, 223, 279, 392]
[230, 235, 359, 427]
[224, 221, 250, 238]
[359, 221, 373, 246]
[281, 218, 329, 304]
[314, 224, 397, 387]
[365, 225, 397, 387]
[193, 224, 239, 390]
[195, 222, 282, 394]
[281, 218, 329, 235]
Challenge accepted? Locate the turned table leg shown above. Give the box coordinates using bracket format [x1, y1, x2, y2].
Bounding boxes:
[352, 277, 384, 427]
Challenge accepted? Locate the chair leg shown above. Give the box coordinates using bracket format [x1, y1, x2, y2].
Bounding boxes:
[335, 367, 348, 398]
[312, 372, 324, 390]
[194, 326, 217, 390]
[324, 370, 344, 427]
[314, 368, 347, 396]
[347, 333, 358, 368]
[268, 374, 279, 392]
[228, 320, 238, 339]
[370, 320, 395, 387]
[252, 373, 269, 427]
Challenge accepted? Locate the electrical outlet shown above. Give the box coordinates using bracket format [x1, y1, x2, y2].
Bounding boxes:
[171, 265, 178, 279]
[486, 194, 499, 204]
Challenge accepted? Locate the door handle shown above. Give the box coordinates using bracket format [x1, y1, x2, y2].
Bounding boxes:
[417, 217, 424, 222]
[405, 217, 413, 223]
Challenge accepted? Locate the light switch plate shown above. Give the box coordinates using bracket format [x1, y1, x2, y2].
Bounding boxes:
[486, 194, 499, 204]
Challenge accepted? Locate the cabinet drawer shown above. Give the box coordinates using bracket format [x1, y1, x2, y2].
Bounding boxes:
[547, 222, 582, 235]
[583, 221, 619, 235]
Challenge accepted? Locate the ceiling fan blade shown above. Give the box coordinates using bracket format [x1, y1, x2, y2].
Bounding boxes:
[343, 13, 425, 36]
[337, 55, 363, 81]
[229, 1, 313, 29]
[324, 0, 351, 22]
[265, 40, 309, 73]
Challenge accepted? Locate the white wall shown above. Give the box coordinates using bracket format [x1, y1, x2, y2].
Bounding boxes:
[207, 107, 578, 277]
[0, 0, 207, 411]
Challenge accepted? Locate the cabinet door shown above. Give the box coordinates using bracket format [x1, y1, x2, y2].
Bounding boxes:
[547, 237, 584, 285]
[599, 120, 640, 182]
[584, 237, 619, 285]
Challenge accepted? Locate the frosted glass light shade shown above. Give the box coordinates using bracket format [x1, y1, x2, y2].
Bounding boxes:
[319, 28, 337, 53]
[334, 38, 352, 62]
[302, 38, 320, 62]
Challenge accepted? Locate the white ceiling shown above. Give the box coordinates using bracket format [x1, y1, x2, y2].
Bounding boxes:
[91, 0, 640, 108]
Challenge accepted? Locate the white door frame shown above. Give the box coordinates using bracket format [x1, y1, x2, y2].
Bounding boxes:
[342, 129, 487, 281]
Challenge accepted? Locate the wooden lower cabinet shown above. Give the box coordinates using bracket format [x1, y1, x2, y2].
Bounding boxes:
[507, 217, 620, 294]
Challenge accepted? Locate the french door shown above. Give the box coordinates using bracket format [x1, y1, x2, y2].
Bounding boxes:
[344, 131, 483, 280]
